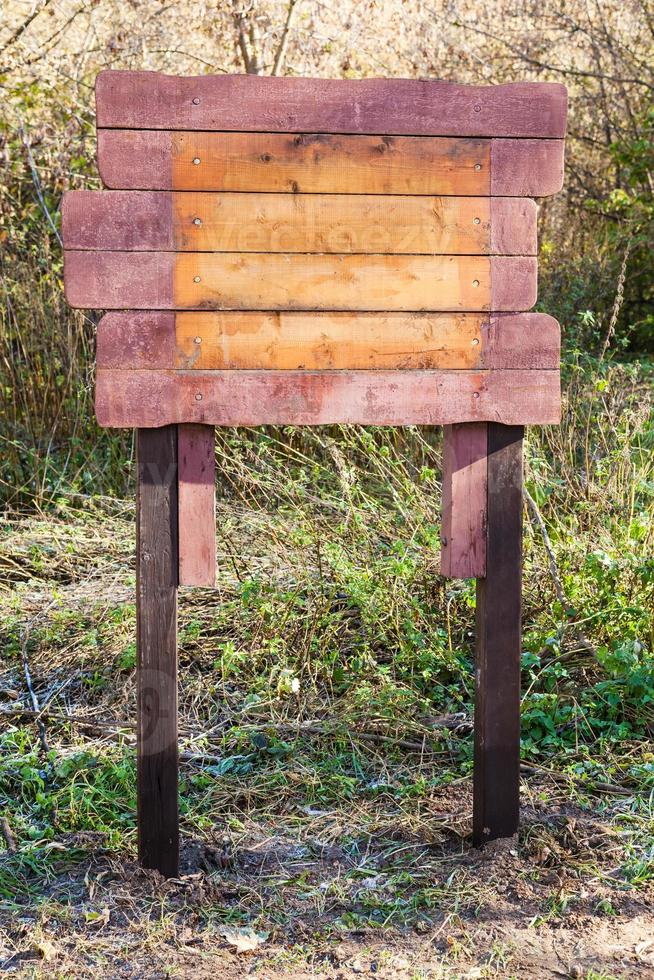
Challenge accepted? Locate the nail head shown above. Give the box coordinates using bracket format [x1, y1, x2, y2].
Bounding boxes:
[192, 97, 200, 105]
[195, 393, 203, 401]
[472, 279, 480, 287]
[193, 276, 201, 283]
[194, 336, 202, 344]
[192, 157, 201, 165]
[474, 163, 482, 171]
[193, 217, 202, 226]
[473, 217, 481, 225]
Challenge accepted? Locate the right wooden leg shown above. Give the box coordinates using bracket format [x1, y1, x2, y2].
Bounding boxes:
[473, 423, 524, 846]
[136, 426, 179, 877]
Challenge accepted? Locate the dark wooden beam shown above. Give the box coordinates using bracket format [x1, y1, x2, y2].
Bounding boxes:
[473, 422, 524, 845]
[136, 425, 179, 876]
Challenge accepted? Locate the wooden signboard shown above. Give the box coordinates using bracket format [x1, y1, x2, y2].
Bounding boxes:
[63, 70, 566, 877]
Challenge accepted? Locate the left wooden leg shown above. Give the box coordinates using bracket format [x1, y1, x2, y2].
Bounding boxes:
[473, 423, 524, 845]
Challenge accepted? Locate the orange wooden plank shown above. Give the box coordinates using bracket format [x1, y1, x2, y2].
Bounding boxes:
[95, 369, 560, 428]
[62, 190, 536, 256]
[178, 423, 216, 587]
[441, 423, 488, 578]
[172, 254, 508, 312]
[97, 130, 564, 198]
[64, 251, 537, 312]
[95, 311, 560, 372]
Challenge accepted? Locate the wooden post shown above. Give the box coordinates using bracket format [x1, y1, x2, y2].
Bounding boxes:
[136, 425, 179, 877]
[473, 423, 523, 845]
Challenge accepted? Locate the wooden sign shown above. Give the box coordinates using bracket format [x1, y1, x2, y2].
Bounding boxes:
[62, 70, 566, 877]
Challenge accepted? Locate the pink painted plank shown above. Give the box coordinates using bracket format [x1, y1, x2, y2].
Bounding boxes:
[64, 252, 537, 312]
[97, 312, 179, 368]
[491, 139, 565, 197]
[95, 71, 567, 138]
[95, 311, 560, 371]
[178, 423, 216, 587]
[490, 199, 536, 256]
[490, 256, 537, 311]
[62, 190, 173, 251]
[481, 313, 560, 369]
[97, 130, 173, 190]
[441, 423, 487, 578]
[64, 251, 174, 309]
[95, 369, 561, 428]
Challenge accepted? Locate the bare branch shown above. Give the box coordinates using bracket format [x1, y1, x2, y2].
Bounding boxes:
[272, 0, 303, 76]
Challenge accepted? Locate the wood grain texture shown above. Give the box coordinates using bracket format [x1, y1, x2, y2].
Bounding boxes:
[95, 369, 561, 427]
[441, 423, 488, 578]
[474, 423, 523, 845]
[65, 251, 537, 312]
[95, 71, 567, 138]
[62, 190, 536, 256]
[96, 311, 560, 371]
[178, 423, 216, 587]
[136, 425, 179, 877]
[97, 130, 564, 198]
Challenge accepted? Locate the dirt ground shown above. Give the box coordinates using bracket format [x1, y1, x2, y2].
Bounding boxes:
[2, 795, 653, 979]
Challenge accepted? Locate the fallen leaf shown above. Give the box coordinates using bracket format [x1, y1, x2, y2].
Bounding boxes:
[221, 926, 268, 954]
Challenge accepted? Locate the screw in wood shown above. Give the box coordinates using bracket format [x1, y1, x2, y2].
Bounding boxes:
[473, 391, 480, 398]
[474, 163, 482, 171]
[193, 218, 202, 226]
[192, 157, 201, 165]
[473, 217, 481, 224]
[193, 276, 201, 283]
[195, 393, 203, 401]
[472, 338, 480, 346]
[194, 336, 202, 344]
[472, 279, 480, 287]
[474, 104, 481, 112]
[192, 97, 200, 105]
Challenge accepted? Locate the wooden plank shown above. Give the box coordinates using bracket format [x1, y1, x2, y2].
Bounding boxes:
[136, 425, 179, 877]
[441, 423, 487, 578]
[474, 423, 523, 845]
[62, 190, 536, 256]
[97, 131, 490, 195]
[97, 130, 564, 198]
[95, 369, 561, 428]
[96, 311, 560, 372]
[64, 252, 537, 312]
[95, 71, 567, 138]
[178, 424, 216, 587]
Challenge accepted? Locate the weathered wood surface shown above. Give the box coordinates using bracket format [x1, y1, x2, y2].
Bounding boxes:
[96, 311, 560, 372]
[97, 130, 564, 198]
[64, 252, 537, 312]
[178, 424, 216, 587]
[96, 71, 567, 138]
[62, 190, 537, 256]
[136, 425, 179, 877]
[441, 423, 488, 578]
[474, 423, 523, 845]
[96, 369, 560, 427]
